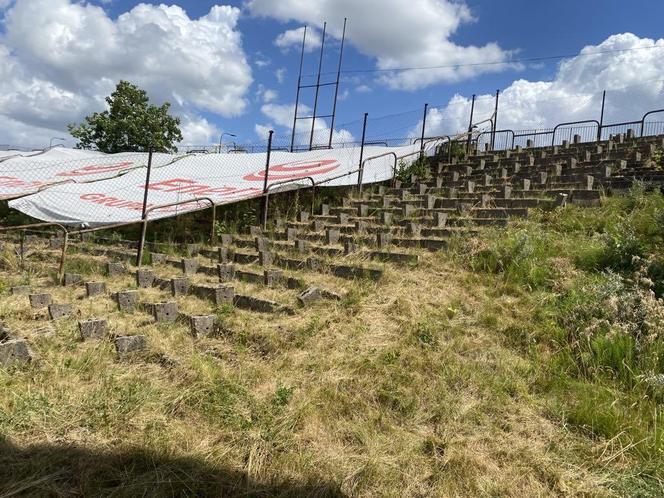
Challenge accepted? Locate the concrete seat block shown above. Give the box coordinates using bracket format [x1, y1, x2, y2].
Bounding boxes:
[153, 302, 179, 323]
[106, 262, 126, 276]
[190, 315, 216, 338]
[171, 277, 190, 297]
[115, 291, 139, 312]
[63, 273, 83, 286]
[48, 303, 74, 321]
[181, 258, 199, 275]
[0, 339, 33, 368]
[11, 285, 30, 296]
[114, 335, 147, 359]
[298, 287, 322, 306]
[85, 282, 106, 297]
[29, 293, 52, 309]
[79, 319, 108, 340]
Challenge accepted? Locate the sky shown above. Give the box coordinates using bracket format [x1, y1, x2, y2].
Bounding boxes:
[0, 0, 663, 150]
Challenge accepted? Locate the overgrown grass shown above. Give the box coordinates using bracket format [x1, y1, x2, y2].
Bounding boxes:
[450, 186, 664, 493]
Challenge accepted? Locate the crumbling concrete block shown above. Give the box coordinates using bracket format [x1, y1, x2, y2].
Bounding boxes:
[136, 269, 155, 288]
[181, 258, 199, 275]
[150, 253, 166, 265]
[153, 302, 179, 323]
[11, 285, 30, 296]
[29, 293, 52, 309]
[85, 282, 106, 297]
[114, 335, 146, 359]
[0, 339, 33, 368]
[63, 273, 83, 286]
[48, 303, 74, 320]
[298, 287, 322, 306]
[115, 291, 139, 312]
[171, 277, 189, 297]
[79, 319, 108, 340]
[106, 262, 126, 277]
[190, 315, 216, 338]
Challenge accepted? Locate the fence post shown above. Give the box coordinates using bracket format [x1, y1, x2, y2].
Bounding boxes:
[358, 113, 368, 195]
[136, 146, 154, 268]
[466, 94, 476, 154]
[491, 89, 500, 150]
[261, 130, 274, 229]
[419, 103, 428, 159]
[598, 90, 606, 142]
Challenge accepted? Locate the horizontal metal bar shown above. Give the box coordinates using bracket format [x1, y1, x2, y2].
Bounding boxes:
[299, 82, 337, 89]
[294, 114, 334, 121]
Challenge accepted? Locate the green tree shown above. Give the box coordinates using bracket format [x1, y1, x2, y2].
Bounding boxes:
[68, 80, 183, 153]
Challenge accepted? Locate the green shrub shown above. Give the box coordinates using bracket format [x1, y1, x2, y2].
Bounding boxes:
[395, 156, 430, 183]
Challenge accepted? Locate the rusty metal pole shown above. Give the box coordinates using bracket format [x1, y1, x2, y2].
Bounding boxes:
[261, 130, 274, 229]
[420, 103, 428, 160]
[598, 90, 606, 142]
[466, 94, 476, 154]
[136, 147, 154, 267]
[491, 89, 500, 150]
[358, 113, 368, 195]
[58, 231, 69, 284]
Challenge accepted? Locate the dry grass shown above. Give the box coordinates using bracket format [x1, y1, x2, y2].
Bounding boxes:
[0, 242, 622, 497]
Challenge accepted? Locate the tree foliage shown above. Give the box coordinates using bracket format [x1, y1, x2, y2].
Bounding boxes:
[68, 81, 183, 153]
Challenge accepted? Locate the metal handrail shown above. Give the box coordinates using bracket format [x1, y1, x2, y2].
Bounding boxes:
[0, 222, 69, 284]
[476, 129, 515, 151]
[551, 120, 600, 146]
[640, 109, 664, 137]
[358, 152, 398, 194]
[138, 197, 216, 267]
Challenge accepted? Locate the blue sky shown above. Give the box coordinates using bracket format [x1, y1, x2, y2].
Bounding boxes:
[1, 0, 663, 148]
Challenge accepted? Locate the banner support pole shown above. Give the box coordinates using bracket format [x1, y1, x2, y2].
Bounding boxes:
[420, 103, 428, 160]
[357, 113, 369, 196]
[136, 146, 154, 268]
[261, 130, 274, 229]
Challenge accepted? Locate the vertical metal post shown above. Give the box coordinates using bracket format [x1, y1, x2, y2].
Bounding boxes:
[19, 230, 25, 271]
[466, 94, 476, 154]
[309, 22, 327, 151]
[491, 89, 500, 150]
[58, 231, 68, 285]
[328, 18, 347, 149]
[136, 146, 154, 267]
[261, 130, 274, 229]
[598, 90, 606, 142]
[210, 205, 217, 243]
[357, 113, 368, 194]
[290, 27, 307, 153]
[419, 103, 429, 160]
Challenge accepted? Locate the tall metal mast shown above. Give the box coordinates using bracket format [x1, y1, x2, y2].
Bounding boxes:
[289, 26, 307, 153]
[328, 18, 347, 148]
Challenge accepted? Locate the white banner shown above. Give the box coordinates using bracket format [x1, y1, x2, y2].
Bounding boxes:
[5, 143, 426, 226]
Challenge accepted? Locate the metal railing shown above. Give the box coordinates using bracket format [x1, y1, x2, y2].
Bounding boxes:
[137, 198, 217, 267]
[0, 223, 69, 284]
[262, 177, 316, 229]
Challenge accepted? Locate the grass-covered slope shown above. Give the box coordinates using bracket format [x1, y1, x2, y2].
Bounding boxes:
[1, 187, 664, 497]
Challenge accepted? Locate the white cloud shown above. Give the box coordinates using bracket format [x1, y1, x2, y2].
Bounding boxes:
[274, 26, 322, 53]
[275, 67, 287, 84]
[355, 84, 372, 93]
[0, 0, 252, 147]
[413, 33, 664, 139]
[255, 85, 278, 103]
[247, 0, 512, 90]
[179, 115, 220, 145]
